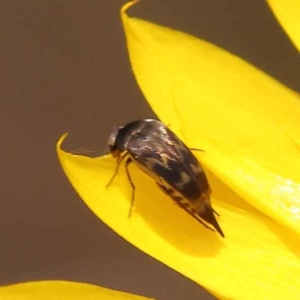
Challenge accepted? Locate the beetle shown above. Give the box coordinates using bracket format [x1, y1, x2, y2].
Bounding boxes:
[107, 119, 224, 238]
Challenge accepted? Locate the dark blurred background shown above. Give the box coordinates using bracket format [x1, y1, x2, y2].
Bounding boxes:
[0, 1, 299, 299]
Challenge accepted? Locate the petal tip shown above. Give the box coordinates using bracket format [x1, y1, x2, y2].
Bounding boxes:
[121, 0, 139, 17]
[56, 133, 69, 155]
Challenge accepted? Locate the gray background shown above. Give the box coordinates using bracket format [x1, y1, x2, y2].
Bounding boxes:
[1, 0, 299, 299]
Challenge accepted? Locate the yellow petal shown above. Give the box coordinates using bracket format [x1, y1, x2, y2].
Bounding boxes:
[121, 2, 300, 234]
[267, 0, 300, 51]
[57, 134, 300, 300]
[0, 281, 152, 300]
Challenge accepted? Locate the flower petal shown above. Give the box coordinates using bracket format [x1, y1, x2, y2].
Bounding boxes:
[57, 134, 300, 300]
[267, 0, 300, 51]
[0, 281, 152, 300]
[121, 2, 300, 234]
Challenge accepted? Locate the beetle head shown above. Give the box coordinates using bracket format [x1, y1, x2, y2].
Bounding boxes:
[108, 120, 148, 159]
[108, 125, 123, 158]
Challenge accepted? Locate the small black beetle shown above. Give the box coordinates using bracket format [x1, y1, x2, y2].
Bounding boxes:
[107, 119, 224, 238]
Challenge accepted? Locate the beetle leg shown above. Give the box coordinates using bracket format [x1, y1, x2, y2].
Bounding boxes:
[156, 183, 215, 233]
[156, 182, 170, 195]
[106, 152, 128, 188]
[213, 209, 220, 216]
[156, 183, 179, 202]
[189, 148, 204, 152]
[124, 157, 136, 218]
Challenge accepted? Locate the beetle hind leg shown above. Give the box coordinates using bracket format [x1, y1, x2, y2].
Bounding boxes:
[156, 183, 215, 233]
[213, 209, 220, 216]
[189, 148, 204, 152]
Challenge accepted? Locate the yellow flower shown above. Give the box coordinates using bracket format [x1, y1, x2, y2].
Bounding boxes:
[0, 281, 152, 300]
[267, 0, 300, 51]
[57, 1, 300, 300]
